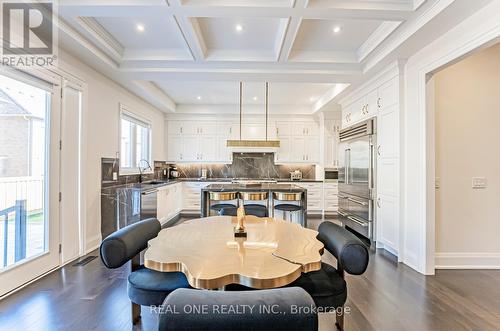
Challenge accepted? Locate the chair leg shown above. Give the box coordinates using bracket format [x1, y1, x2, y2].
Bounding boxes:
[335, 307, 344, 331]
[132, 302, 141, 325]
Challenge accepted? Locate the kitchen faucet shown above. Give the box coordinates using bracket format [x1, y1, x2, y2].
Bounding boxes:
[138, 159, 152, 183]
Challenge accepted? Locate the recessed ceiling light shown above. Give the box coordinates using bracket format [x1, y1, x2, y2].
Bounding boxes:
[309, 97, 316, 102]
[196, 96, 202, 100]
[136, 24, 145, 32]
[253, 96, 258, 101]
[333, 26, 342, 34]
[235, 24, 243, 32]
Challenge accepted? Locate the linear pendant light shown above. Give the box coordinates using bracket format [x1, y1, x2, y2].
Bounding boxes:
[226, 82, 280, 148]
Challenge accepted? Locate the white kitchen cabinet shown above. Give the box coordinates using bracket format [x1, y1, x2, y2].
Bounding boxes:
[218, 122, 239, 139]
[157, 183, 182, 225]
[217, 136, 232, 163]
[275, 136, 291, 163]
[291, 137, 306, 161]
[305, 136, 320, 163]
[323, 182, 339, 213]
[378, 78, 398, 110]
[241, 123, 266, 140]
[376, 194, 398, 255]
[198, 136, 218, 161]
[182, 135, 199, 161]
[182, 181, 210, 211]
[167, 136, 183, 161]
[293, 122, 319, 136]
[325, 120, 341, 167]
[275, 121, 292, 137]
[295, 182, 323, 212]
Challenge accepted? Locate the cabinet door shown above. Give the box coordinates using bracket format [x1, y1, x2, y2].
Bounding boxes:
[325, 132, 334, 167]
[199, 136, 217, 161]
[377, 194, 398, 253]
[217, 136, 232, 163]
[377, 108, 399, 159]
[305, 136, 319, 163]
[167, 136, 183, 161]
[167, 121, 183, 135]
[378, 78, 399, 110]
[181, 122, 199, 135]
[275, 137, 291, 163]
[291, 137, 306, 162]
[198, 122, 217, 136]
[276, 121, 292, 137]
[218, 122, 239, 138]
[156, 188, 168, 222]
[303, 122, 319, 136]
[182, 136, 199, 161]
[365, 89, 379, 117]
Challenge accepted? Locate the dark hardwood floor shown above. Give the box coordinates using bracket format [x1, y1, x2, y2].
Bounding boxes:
[1, 218, 499, 331]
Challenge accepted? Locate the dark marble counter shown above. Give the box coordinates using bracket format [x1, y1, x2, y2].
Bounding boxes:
[201, 183, 307, 192]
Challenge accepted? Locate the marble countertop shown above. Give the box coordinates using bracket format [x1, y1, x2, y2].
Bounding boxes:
[201, 183, 307, 192]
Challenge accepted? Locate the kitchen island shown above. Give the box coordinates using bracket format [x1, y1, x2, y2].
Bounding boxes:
[201, 183, 308, 227]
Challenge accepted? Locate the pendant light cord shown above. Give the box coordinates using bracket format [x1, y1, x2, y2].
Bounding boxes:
[239, 81, 242, 140]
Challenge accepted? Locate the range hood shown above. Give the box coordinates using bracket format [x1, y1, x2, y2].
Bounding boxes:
[227, 82, 280, 151]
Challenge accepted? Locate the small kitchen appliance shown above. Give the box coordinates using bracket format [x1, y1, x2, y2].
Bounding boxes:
[290, 170, 303, 181]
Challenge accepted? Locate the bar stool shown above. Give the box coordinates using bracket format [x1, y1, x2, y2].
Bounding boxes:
[273, 192, 303, 222]
[239, 191, 269, 218]
[209, 191, 238, 216]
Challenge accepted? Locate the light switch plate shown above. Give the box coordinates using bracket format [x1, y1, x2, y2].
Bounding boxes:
[472, 177, 487, 189]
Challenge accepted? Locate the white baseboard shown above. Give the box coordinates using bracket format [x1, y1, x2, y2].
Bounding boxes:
[85, 234, 102, 254]
[435, 252, 500, 269]
[376, 240, 398, 257]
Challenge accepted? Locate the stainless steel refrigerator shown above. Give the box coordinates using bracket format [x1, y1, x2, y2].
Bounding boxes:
[338, 119, 376, 245]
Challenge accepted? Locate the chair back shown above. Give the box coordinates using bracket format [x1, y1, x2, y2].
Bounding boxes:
[159, 287, 318, 331]
[100, 218, 161, 269]
[318, 222, 369, 275]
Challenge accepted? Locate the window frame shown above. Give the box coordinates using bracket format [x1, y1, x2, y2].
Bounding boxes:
[118, 103, 153, 175]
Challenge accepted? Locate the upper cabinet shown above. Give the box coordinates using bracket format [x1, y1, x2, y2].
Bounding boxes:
[292, 122, 319, 136]
[324, 119, 341, 167]
[274, 121, 320, 164]
[341, 77, 399, 128]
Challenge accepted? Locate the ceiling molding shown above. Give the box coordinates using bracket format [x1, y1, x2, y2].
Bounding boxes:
[357, 21, 402, 62]
[76, 17, 124, 62]
[312, 83, 350, 112]
[132, 80, 177, 113]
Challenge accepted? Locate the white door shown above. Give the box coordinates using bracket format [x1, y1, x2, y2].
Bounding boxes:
[60, 81, 83, 264]
[0, 71, 61, 297]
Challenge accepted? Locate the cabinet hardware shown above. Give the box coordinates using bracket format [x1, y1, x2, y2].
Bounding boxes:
[180, 127, 183, 134]
[347, 216, 368, 227]
[377, 198, 381, 208]
[365, 104, 369, 113]
[276, 128, 279, 135]
[377, 145, 381, 156]
[377, 98, 381, 108]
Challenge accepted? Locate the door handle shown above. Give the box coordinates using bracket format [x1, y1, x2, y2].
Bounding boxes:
[347, 216, 369, 227]
[347, 197, 368, 206]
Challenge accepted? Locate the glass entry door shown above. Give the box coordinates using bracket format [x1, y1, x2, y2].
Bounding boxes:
[0, 71, 61, 297]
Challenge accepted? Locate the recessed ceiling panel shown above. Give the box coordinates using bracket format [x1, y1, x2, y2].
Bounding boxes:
[95, 15, 187, 50]
[292, 19, 383, 53]
[195, 17, 287, 60]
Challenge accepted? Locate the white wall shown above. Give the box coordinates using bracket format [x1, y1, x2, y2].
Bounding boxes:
[434, 43, 500, 268]
[403, 0, 500, 274]
[59, 49, 166, 251]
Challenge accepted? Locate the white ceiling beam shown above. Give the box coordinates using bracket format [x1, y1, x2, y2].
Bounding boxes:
[357, 21, 402, 62]
[75, 17, 124, 62]
[132, 80, 177, 112]
[60, 4, 412, 21]
[168, 0, 207, 61]
[276, 0, 308, 62]
[312, 83, 350, 113]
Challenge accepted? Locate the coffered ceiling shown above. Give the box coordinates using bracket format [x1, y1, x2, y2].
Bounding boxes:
[56, 0, 480, 113]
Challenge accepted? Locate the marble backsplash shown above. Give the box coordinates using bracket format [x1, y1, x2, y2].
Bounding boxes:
[101, 158, 169, 187]
[175, 153, 315, 180]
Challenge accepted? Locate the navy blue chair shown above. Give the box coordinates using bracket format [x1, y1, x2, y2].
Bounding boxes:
[158, 287, 318, 331]
[289, 221, 369, 330]
[219, 205, 269, 217]
[100, 218, 191, 324]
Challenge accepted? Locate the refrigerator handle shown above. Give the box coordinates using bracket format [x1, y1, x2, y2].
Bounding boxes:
[344, 148, 349, 185]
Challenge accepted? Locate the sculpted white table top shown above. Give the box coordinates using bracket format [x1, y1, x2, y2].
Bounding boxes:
[144, 216, 324, 289]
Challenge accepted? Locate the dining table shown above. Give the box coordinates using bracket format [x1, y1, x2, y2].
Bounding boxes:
[144, 215, 324, 290]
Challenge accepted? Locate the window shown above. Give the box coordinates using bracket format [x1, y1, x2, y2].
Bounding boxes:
[120, 107, 151, 173]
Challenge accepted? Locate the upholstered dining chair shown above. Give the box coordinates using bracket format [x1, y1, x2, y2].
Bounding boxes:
[288, 221, 369, 330]
[158, 287, 318, 331]
[100, 218, 191, 325]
